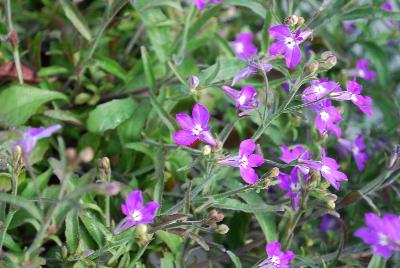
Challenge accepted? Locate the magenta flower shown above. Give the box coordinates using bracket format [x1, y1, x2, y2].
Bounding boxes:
[320, 214, 340, 233]
[330, 80, 373, 115]
[301, 148, 348, 190]
[219, 139, 265, 184]
[232, 60, 272, 86]
[311, 100, 343, 138]
[258, 241, 295, 268]
[193, 0, 222, 10]
[279, 145, 312, 174]
[355, 212, 400, 258]
[15, 125, 62, 155]
[229, 32, 258, 60]
[277, 167, 303, 211]
[302, 79, 339, 104]
[115, 190, 159, 234]
[269, 24, 311, 69]
[356, 59, 376, 81]
[221, 85, 259, 114]
[173, 103, 217, 147]
[338, 134, 369, 171]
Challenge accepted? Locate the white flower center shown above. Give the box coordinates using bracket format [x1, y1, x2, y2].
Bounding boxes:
[320, 111, 330, 121]
[235, 42, 244, 53]
[352, 146, 359, 155]
[239, 155, 249, 168]
[378, 232, 389, 246]
[358, 69, 366, 78]
[269, 255, 280, 266]
[284, 37, 296, 49]
[290, 182, 300, 192]
[321, 165, 331, 174]
[313, 84, 326, 95]
[192, 124, 203, 136]
[238, 94, 247, 105]
[131, 210, 143, 222]
[351, 94, 358, 102]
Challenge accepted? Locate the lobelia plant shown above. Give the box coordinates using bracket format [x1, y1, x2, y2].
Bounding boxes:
[0, 1, 399, 267]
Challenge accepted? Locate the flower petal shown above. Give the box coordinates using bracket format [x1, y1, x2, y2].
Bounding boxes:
[248, 154, 265, 167]
[173, 130, 197, 146]
[269, 25, 291, 39]
[239, 139, 256, 156]
[192, 103, 210, 127]
[285, 45, 302, 69]
[125, 190, 143, 213]
[176, 114, 194, 130]
[239, 167, 258, 184]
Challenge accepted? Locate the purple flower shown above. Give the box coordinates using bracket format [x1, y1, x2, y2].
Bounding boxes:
[381, 2, 393, 11]
[277, 167, 303, 211]
[330, 80, 373, 115]
[301, 148, 348, 190]
[356, 59, 376, 81]
[279, 145, 312, 174]
[311, 100, 343, 138]
[355, 212, 400, 258]
[338, 134, 369, 171]
[193, 0, 222, 10]
[282, 80, 296, 93]
[173, 103, 217, 147]
[222, 85, 259, 114]
[232, 60, 272, 86]
[229, 32, 258, 60]
[302, 79, 339, 104]
[115, 190, 159, 233]
[15, 125, 62, 155]
[269, 24, 311, 69]
[342, 21, 357, 33]
[258, 241, 295, 268]
[320, 214, 340, 233]
[219, 139, 265, 184]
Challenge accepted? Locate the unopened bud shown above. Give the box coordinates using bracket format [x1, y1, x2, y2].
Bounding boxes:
[327, 200, 336, 209]
[269, 167, 280, 178]
[136, 224, 151, 244]
[203, 145, 212, 156]
[307, 61, 319, 73]
[47, 225, 58, 235]
[96, 182, 121, 196]
[136, 224, 148, 236]
[215, 224, 230, 234]
[320, 51, 337, 70]
[285, 15, 299, 27]
[66, 148, 77, 162]
[297, 17, 305, 26]
[188, 75, 200, 89]
[12, 145, 22, 164]
[99, 157, 111, 171]
[74, 93, 91, 105]
[307, 169, 319, 189]
[209, 209, 224, 222]
[8, 29, 18, 48]
[79, 147, 94, 163]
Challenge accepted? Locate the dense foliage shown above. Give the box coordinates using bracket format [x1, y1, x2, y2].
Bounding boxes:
[0, 0, 400, 267]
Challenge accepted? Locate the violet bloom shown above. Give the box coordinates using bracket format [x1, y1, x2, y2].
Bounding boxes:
[193, 0, 222, 10]
[229, 32, 258, 60]
[342, 21, 357, 33]
[277, 167, 302, 211]
[219, 139, 265, 184]
[301, 148, 347, 190]
[173, 103, 217, 147]
[282, 80, 296, 93]
[381, 2, 396, 29]
[311, 100, 343, 138]
[355, 59, 376, 81]
[115, 190, 159, 234]
[320, 214, 340, 233]
[232, 60, 272, 86]
[269, 24, 312, 69]
[355, 212, 400, 258]
[302, 79, 339, 104]
[279, 145, 312, 174]
[15, 125, 62, 155]
[330, 80, 373, 115]
[258, 241, 295, 268]
[338, 134, 369, 171]
[221, 85, 259, 114]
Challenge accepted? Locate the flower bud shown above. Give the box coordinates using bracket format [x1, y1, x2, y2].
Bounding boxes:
[320, 51, 337, 70]
[307, 61, 319, 73]
[188, 75, 200, 89]
[79, 147, 94, 163]
[209, 209, 224, 222]
[297, 17, 305, 26]
[95, 182, 121, 196]
[136, 224, 148, 236]
[12, 145, 22, 164]
[203, 145, 212, 156]
[8, 29, 18, 48]
[269, 167, 280, 178]
[99, 157, 111, 171]
[306, 170, 319, 189]
[285, 15, 299, 27]
[215, 224, 229, 235]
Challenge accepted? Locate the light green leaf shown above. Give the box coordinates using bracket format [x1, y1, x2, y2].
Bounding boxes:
[211, 198, 283, 213]
[157, 231, 183, 254]
[37, 66, 69, 77]
[66, 210, 80, 252]
[227, 250, 242, 268]
[59, 0, 92, 41]
[44, 109, 83, 126]
[223, 0, 266, 18]
[96, 56, 128, 82]
[87, 98, 137, 133]
[0, 85, 68, 127]
[0, 192, 43, 221]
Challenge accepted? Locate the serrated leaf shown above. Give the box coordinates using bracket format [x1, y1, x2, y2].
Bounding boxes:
[0, 85, 68, 127]
[87, 98, 137, 133]
[59, 0, 92, 41]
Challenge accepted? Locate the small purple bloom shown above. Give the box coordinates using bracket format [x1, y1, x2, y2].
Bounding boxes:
[355, 212, 400, 258]
[115, 190, 159, 233]
[277, 167, 303, 211]
[301, 148, 348, 190]
[15, 125, 62, 155]
[258, 241, 295, 268]
[219, 139, 265, 184]
[320, 214, 340, 233]
[222, 85, 259, 114]
[279, 145, 312, 174]
[269, 24, 311, 69]
[193, 0, 222, 10]
[232, 60, 272, 86]
[188, 75, 200, 89]
[338, 134, 369, 171]
[342, 21, 357, 33]
[311, 100, 343, 138]
[330, 80, 373, 115]
[356, 59, 376, 81]
[229, 32, 258, 60]
[281, 80, 296, 93]
[302, 79, 339, 104]
[173, 103, 217, 147]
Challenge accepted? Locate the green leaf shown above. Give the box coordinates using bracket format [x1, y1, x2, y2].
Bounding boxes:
[79, 210, 105, 247]
[66, 210, 80, 252]
[0, 85, 68, 127]
[87, 98, 137, 133]
[367, 255, 386, 268]
[226, 250, 242, 268]
[223, 0, 267, 18]
[141, 46, 157, 93]
[59, 0, 92, 41]
[211, 198, 283, 213]
[117, 102, 151, 143]
[96, 56, 128, 82]
[157, 231, 183, 254]
[0, 192, 42, 221]
[21, 168, 52, 198]
[0, 173, 12, 192]
[44, 109, 83, 126]
[198, 58, 245, 85]
[37, 66, 69, 77]
[160, 252, 175, 268]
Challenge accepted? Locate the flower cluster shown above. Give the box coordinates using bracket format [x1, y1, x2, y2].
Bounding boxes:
[258, 241, 295, 268]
